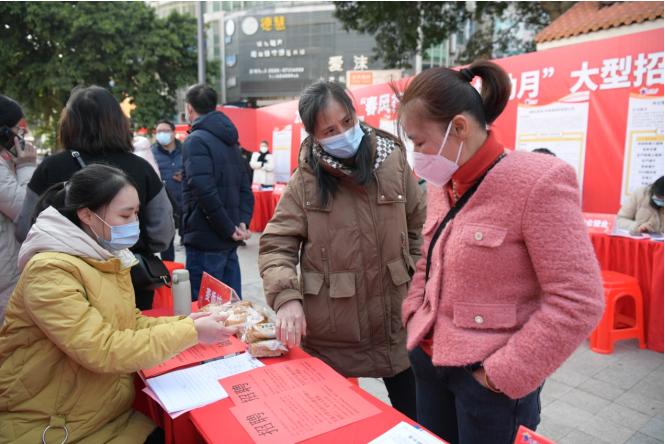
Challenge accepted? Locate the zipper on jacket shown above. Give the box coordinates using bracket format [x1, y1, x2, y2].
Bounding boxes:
[400, 232, 412, 274]
[367, 177, 393, 373]
[321, 247, 336, 333]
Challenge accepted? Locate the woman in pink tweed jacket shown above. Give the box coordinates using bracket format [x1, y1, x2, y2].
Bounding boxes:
[398, 60, 604, 444]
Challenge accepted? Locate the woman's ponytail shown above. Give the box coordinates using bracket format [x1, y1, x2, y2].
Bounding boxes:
[397, 59, 512, 127]
[466, 60, 512, 125]
[32, 182, 73, 225]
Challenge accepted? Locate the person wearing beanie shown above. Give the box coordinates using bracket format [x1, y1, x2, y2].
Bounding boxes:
[0, 94, 37, 324]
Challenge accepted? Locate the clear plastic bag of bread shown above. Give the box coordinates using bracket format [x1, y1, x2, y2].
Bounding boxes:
[248, 339, 288, 358]
[199, 299, 286, 356]
[199, 296, 249, 314]
[252, 304, 277, 323]
[233, 308, 265, 336]
[201, 300, 258, 327]
[243, 321, 276, 343]
[240, 305, 286, 357]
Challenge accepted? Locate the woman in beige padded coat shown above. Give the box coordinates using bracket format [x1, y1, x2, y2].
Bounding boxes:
[259, 81, 426, 420]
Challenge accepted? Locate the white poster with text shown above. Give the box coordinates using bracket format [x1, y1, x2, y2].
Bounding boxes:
[620, 94, 664, 203]
[272, 125, 292, 182]
[515, 98, 590, 189]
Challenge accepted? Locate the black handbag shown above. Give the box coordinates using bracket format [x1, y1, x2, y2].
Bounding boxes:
[130, 253, 171, 291]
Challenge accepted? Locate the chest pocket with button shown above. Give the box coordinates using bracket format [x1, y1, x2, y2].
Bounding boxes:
[375, 158, 406, 205]
[452, 302, 518, 330]
[462, 223, 507, 248]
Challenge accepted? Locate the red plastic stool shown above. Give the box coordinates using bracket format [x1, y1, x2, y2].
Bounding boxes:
[152, 261, 185, 313]
[589, 270, 646, 354]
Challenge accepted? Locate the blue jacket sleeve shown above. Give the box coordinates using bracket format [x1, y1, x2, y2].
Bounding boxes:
[183, 136, 237, 238]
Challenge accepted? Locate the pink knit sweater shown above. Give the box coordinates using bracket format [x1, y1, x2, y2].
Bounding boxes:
[402, 151, 604, 399]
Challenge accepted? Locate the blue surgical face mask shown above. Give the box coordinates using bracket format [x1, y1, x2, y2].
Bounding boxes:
[653, 196, 664, 207]
[156, 132, 173, 146]
[92, 213, 140, 251]
[319, 121, 364, 159]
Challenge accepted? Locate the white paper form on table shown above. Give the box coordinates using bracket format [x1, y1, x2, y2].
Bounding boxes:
[145, 352, 264, 413]
[610, 228, 651, 239]
[369, 421, 445, 444]
[142, 386, 192, 419]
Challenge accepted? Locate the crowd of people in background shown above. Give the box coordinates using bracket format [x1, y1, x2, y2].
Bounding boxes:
[0, 59, 661, 443]
[0, 87, 243, 443]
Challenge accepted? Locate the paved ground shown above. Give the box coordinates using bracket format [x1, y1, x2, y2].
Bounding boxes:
[175, 235, 664, 443]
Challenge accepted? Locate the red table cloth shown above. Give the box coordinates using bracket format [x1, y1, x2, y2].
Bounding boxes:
[590, 233, 664, 352]
[191, 347, 422, 443]
[249, 190, 277, 233]
[134, 345, 424, 444]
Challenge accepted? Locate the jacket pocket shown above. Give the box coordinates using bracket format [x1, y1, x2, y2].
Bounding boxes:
[386, 258, 411, 334]
[453, 302, 517, 330]
[301, 270, 360, 343]
[462, 223, 507, 248]
[387, 258, 411, 286]
[303, 271, 324, 295]
[329, 272, 356, 298]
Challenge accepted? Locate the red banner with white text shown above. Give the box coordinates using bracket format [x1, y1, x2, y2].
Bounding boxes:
[223, 29, 663, 213]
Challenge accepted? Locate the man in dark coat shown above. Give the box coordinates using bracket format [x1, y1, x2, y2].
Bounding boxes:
[182, 84, 253, 299]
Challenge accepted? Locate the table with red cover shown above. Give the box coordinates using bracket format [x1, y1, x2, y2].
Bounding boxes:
[249, 190, 277, 233]
[135, 311, 425, 443]
[189, 347, 425, 443]
[590, 233, 664, 352]
[249, 188, 284, 233]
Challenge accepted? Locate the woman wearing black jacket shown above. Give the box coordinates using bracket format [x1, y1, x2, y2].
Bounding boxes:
[15, 86, 174, 309]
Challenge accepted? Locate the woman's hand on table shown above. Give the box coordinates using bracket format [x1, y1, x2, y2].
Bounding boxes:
[639, 223, 656, 233]
[276, 300, 306, 348]
[193, 312, 238, 344]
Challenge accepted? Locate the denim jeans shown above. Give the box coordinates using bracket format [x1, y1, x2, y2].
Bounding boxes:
[409, 346, 542, 444]
[186, 247, 242, 301]
[383, 367, 418, 421]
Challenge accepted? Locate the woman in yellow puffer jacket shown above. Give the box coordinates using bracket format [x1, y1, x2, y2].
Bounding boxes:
[0, 164, 236, 443]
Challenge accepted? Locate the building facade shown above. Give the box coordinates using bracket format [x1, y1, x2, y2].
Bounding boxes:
[148, 1, 476, 110]
[206, 2, 391, 104]
[149, 1, 396, 106]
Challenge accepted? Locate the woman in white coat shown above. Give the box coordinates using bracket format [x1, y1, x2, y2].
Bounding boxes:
[132, 135, 161, 179]
[0, 95, 37, 323]
[250, 140, 275, 188]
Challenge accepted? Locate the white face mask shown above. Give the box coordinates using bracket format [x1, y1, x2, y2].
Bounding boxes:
[318, 121, 364, 159]
[413, 121, 464, 188]
[259, 145, 269, 153]
[156, 132, 173, 146]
